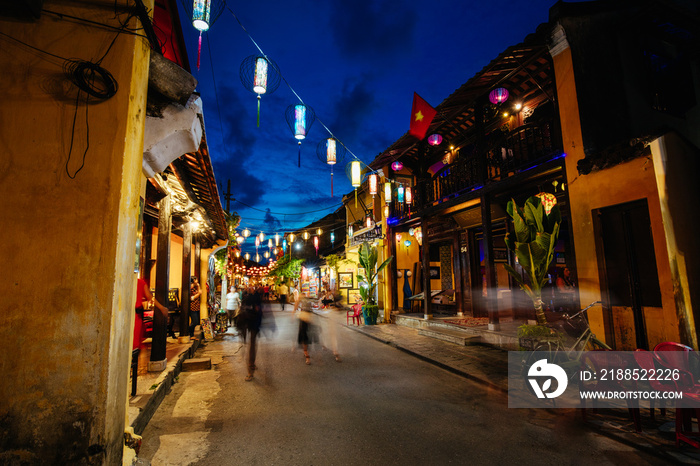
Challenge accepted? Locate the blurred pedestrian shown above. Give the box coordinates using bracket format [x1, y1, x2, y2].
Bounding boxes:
[244, 286, 264, 381]
[226, 286, 241, 328]
[277, 281, 289, 311]
[297, 299, 315, 365]
[292, 285, 301, 312]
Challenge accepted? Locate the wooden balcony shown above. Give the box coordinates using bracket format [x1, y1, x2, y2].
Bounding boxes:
[389, 120, 560, 221]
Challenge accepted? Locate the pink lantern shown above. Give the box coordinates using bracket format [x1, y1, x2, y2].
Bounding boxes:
[405, 187, 413, 205]
[368, 173, 378, 197]
[489, 88, 509, 104]
[314, 236, 319, 255]
[427, 134, 442, 146]
[391, 161, 403, 171]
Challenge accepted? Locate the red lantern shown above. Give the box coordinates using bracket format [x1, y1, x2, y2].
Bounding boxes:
[489, 88, 509, 104]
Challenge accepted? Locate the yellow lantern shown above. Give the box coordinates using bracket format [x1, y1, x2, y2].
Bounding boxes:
[242, 228, 251, 238]
[384, 181, 392, 203]
[303, 231, 309, 241]
[275, 233, 280, 245]
[245, 253, 250, 260]
[289, 233, 295, 243]
[268, 239, 273, 248]
[351, 161, 361, 187]
[316, 228, 322, 236]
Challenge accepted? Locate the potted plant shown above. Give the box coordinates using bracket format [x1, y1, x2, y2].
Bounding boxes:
[503, 193, 561, 326]
[357, 241, 394, 325]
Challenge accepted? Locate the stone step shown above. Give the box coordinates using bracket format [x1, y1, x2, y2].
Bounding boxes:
[181, 357, 211, 371]
[418, 328, 482, 346]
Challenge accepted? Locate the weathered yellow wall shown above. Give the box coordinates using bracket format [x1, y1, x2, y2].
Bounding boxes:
[553, 46, 678, 349]
[0, 1, 152, 463]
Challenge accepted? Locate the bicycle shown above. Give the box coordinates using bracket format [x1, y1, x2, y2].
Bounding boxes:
[522, 301, 611, 380]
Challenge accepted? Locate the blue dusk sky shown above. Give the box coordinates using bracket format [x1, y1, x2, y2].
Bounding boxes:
[176, 0, 565, 254]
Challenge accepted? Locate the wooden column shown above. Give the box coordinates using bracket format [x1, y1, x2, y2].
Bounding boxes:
[421, 216, 432, 319]
[180, 222, 192, 341]
[481, 193, 499, 330]
[452, 230, 464, 316]
[151, 195, 171, 370]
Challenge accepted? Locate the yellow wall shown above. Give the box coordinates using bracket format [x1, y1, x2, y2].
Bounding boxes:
[0, 2, 152, 463]
[553, 46, 679, 348]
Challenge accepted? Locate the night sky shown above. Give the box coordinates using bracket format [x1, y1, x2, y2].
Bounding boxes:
[175, 0, 562, 255]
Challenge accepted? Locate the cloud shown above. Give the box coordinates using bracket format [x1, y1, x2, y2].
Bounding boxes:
[263, 208, 282, 231]
[328, 0, 417, 61]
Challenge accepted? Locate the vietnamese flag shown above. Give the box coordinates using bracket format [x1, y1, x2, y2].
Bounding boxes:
[409, 92, 437, 140]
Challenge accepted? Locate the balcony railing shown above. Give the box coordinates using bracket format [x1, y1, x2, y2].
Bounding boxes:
[389, 120, 560, 221]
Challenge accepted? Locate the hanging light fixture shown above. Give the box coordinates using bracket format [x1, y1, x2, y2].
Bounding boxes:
[268, 239, 273, 248]
[348, 160, 362, 208]
[330, 231, 335, 244]
[191, 0, 210, 70]
[255, 254, 261, 262]
[428, 134, 443, 146]
[384, 205, 390, 218]
[285, 103, 315, 167]
[235, 250, 241, 258]
[240, 56, 281, 127]
[245, 253, 250, 261]
[348, 225, 354, 237]
[264, 251, 270, 259]
[405, 187, 413, 205]
[259, 231, 265, 242]
[384, 181, 392, 204]
[236, 236, 245, 244]
[316, 228, 322, 236]
[489, 87, 509, 104]
[288, 233, 295, 243]
[255, 237, 260, 248]
[366, 214, 374, 229]
[391, 161, 403, 171]
[303, 231, 309, 241]
[314, 236, 319, 255]
[242, 228, 251, 238]
[316, 138, 347, 198]
[397, 184, 405, 204]
[368, 173, 378, 198]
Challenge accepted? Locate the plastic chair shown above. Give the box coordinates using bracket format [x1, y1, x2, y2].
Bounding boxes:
[633, 349, 673, 420]
[580, 350, 641, 432]
[654, 342, 700, 448]
[347, 303, 363, 326]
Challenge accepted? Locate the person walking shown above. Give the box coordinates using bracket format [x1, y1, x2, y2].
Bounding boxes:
[244, 286, 264, 381]
[226, 286, 241, 329]
[297, 299, 315, 365]
[292, 285, 301, 312]
[188, 276, 202, 337]
[277, 281, 289, 311]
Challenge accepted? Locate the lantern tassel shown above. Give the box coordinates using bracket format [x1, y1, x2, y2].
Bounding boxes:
[257, 95, 261, 128]
[330, 167, 333, 197]
[197, 31, 202, 70]
[298, 141, 301, 168]
[354, 188, 357, 208]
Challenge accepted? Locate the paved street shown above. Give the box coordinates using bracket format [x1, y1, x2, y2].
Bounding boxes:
[137, 306, 671, 465]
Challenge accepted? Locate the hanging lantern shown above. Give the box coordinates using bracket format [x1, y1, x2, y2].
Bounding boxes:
[191, 0, 210, 70]
[368, 173, 378, 198]
[330, 231, 335, 244]
[428, 134, 443, 146]
[314, 236, 319, 255]
[245, 253, 250, 261]
[288, 233, 295, 243]
[384, 181, 392, 203]
[268, 239, 273, 248]
[409, 227, 415, 236]
[235, 250, 241, 258]
[242, 228, 250, 238]
[348, 160, 363, 208]
[366, 215, 374, 229]
[535, 192, 558, 215]
[405, 186, 413, 205]
[285, 104, 315, 167]
[397, 185, 405, 204]
[303, 231, 309, 241]
[240, 56, 281, 127]
[255, 254, 261, 262]
[404, 240, 412, 247]
[316, 228, 322, 236]
[384, 205, 390, 218]
[391, 161, 403, 171]
[264, 251, 269, 259]
[316, 138, 347, 197]
[282, 239, 287, 251]
[255, 237, 260, 248]
[489, 87, 509, 104]
[259, 231, 265, 242]
[236, 236, 245, 244]
[348, 225, 354, 237]
[275, 233, 280, 245]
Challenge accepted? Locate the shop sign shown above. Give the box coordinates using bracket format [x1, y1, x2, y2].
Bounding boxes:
[350, 225, 383, 247]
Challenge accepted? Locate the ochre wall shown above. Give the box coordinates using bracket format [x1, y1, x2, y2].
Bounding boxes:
[0, 1, 152, 464]
[553, 46, 679, 349]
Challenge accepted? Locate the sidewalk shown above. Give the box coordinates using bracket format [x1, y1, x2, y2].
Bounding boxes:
[315, 305, 700, 465]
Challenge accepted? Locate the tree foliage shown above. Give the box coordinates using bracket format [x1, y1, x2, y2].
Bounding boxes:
[267, 253, 304, 283]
